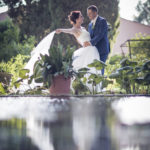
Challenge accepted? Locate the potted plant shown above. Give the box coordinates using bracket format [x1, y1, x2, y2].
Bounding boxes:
[16, 43, 112, 95]
[32, 43, 75, 95]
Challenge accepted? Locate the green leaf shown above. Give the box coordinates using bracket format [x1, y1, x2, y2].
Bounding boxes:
[88, 59, 107, 70]
[135, 74, 150, 85]
[82, 77, 87, 83]
[14, 82, 21, 89]
[47, 74, 52, 88]
[87, 80, 93, 84]
[78, 67, 90, 72]
[142, 60, 150, 71]
[88, 74, 103, 84]
[0, 83, 5, 94]
[128, 61, 138, 66]
[102, 79, 113, 88]
[33, 60, 42, 75]
[117, 66, 133, 73]
[120, 58, 130, 67]
[109, 55, 122, 65]
[40, 54, 45, 61]
[19, 69, 30, 79]
[94, 77, 102, 84]
[109, 72, 120, 78]
[33, 61, 43, 83]
[135, 66, 142, 73]
[88, 74, 97, 79]
[28, 75, 34, 84]
[34, 77, 43, 83]
[135, 77, 145, 84]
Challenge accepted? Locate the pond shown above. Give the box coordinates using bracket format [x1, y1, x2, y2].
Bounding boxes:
[0, 96, 150, 150]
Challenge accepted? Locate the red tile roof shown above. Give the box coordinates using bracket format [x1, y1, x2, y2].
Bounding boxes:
[0, 12, 9, 21]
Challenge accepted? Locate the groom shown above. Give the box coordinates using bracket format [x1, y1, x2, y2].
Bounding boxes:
[84, 5, 110, 75]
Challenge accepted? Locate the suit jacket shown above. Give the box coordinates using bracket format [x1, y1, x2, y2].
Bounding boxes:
[88, 16, 110, 57]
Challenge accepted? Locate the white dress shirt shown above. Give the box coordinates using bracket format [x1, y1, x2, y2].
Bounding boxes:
[91, 15, 98, 27]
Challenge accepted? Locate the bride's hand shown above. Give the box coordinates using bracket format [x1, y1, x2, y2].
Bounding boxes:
[55, 29, 62, 34]
[84, 41, 91, 47]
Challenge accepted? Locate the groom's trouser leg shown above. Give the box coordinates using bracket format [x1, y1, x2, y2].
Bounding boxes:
[100, 54, 108, 75]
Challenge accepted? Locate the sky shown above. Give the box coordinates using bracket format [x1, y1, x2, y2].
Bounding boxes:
[0, 0, 146, 21]
[119, 0, 140, 20]
[119, 0, 147, 21]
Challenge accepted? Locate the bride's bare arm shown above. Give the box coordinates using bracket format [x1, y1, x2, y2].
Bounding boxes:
[56, 28, 82, 45]
[55, 28, 74, 35]
[56, 28, 81, 37]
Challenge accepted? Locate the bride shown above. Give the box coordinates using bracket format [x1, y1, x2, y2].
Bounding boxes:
[56, 11, 101, 91]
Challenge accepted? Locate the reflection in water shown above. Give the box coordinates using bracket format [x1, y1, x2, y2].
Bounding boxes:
[117, 123, 150, 150]
[0, 119, 39, 150]
[91, 101, 112, 150]
[72, 98, 97, 150]
[112, 97, 150, 150]
[112, 97, 150, 125]
[72, 98, 112, 150]
[0, 96, 150, 150]
[26, 118, 54, 150]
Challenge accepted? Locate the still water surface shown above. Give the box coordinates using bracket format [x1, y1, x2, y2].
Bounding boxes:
[0, 96, 150, 150]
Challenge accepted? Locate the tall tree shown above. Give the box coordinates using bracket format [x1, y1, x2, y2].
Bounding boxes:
[1, 0, 119, 47]
[0, 18, 35, 62]
[0, 18, 19, 62]
[134, 0, 150, 25]
[1, 0, 52, 41]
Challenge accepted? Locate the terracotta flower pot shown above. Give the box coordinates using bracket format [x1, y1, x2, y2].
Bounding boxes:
[49, 75, 71, 95]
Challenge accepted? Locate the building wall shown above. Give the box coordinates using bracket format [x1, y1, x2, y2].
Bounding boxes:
[111, 18, 150, 56]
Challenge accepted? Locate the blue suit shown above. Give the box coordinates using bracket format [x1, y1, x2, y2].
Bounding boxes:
[88, 16, 110, 75]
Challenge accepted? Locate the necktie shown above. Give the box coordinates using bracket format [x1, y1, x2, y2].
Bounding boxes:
[92, 23, 94, 29]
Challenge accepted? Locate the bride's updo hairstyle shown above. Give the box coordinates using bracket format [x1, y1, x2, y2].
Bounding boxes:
[68, 11, 81, 25]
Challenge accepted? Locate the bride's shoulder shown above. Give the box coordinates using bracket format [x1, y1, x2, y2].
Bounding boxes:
[81, 26, 86, 30]
[81, 27, 88, 32]
[72, 28, 82, 37]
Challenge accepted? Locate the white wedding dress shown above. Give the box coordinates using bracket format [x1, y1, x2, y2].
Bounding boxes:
[72, 28, 100, 69]
[72, 28, 102, 92]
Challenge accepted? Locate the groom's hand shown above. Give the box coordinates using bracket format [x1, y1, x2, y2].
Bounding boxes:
[83, 41, 91, 47]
